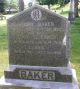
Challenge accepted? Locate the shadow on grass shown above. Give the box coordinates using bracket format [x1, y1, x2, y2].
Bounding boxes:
[60, 11, 69, 15]
[52, 5, 66, 10]
[78, 8, 80, 12]
[55, 6, 62, 10]
[74, 18, 80, 25]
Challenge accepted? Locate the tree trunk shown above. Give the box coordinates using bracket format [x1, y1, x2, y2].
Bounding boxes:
[0, 1, 5, 13]
[74, 0, 79, 17]
[18, 0, 24, 12]
[68, 0, 75, 23]
[48, 5, 50, 9]
[8, 0, 13, 14]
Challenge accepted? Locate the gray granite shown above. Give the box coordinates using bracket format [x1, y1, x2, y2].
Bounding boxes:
[1, 5, 79, 89]
[0, 69, 79, 89]
[4, 65, 72, 82]
[7, 5, 69, 67]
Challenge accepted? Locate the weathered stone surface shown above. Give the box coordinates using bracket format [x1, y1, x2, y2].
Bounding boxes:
[0, 69, 79, 89]
[8, 5, 69, 67]
[5, 65, 72, 82]
[0, 5, 79, 89]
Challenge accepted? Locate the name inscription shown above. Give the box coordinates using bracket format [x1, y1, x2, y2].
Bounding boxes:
[19, 70, 55, 81]
[10, 21, 55, 27]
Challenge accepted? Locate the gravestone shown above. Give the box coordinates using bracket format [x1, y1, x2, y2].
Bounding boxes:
[7, 6, 69, 67]
[0, 5, 79, 89]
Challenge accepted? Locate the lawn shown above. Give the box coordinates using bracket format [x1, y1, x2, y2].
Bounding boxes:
[70, 18, 80, 86]
[0, 15, 13, 75]
[0, 14, 80, 88]
[0, 19, 8, 77]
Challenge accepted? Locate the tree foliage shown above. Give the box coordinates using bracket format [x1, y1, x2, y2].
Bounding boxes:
[37, 0, 70, 8]
[58, 0, 64, 7]
[37, 0, 58, 9]
[64, 0, 70, 4]
[58, 0, 70, 7]
[5, 0, 18, 9]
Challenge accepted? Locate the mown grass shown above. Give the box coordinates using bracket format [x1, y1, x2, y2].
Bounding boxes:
[51, 3, 70, 17]
[70, 18, 80, 86]
[0, 20, 8, 77]
[0, 20, 7, 49]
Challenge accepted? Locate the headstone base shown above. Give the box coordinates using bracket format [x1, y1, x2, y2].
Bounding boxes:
[0, 69, 79, 89]
[4, 65, 74, 82]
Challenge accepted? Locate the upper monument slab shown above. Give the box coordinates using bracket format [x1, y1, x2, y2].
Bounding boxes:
[7, 5, 69, 67]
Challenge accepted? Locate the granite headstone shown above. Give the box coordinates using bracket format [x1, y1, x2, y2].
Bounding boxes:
[0, 5, 79, 89]
[8, 5, 69, 67]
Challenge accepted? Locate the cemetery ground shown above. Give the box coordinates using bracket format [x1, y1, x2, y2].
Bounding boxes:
[0, 14, 80, 88]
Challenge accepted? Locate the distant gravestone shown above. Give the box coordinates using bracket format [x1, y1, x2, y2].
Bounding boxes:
[0, 5, 79, 89]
